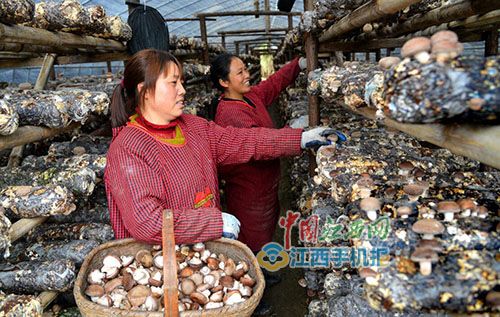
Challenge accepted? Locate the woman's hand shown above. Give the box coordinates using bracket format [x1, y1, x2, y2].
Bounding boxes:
[301, 127, 347, 149]
[222, 212, 241, 239]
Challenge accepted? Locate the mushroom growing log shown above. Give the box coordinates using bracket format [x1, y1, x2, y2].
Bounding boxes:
[0, 89, 109, 129]
[0, 0, 34, 25]
[0, 184, 76, 218]
[25, 222, 113, 244]
[0, 259, 76, 293]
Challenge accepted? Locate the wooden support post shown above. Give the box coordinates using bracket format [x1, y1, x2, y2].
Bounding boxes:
[345, 52, 351, 61]
[162, 210, 179, 317]
[235, 42, 240, 55]
[288, 14, 294, 30]
[34, 53, 56, 90]
[365, 52, 370, 61]
[245, 44, 250, 54]
[352, 52, 356, 61]
[106, 61, 112, 73]
[386, 48, 392, 56]
[199, 16, 209, 64]
[375, 49, 381, 61]
[484, 29, 499, 56]
[221, 35, 226, 49]
[305, 0, 319, 176]
[6, 145, 23, 168]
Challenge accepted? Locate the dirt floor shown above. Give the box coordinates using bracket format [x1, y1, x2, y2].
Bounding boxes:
[259, 104, 309, 317]
[258, 157, 309, 317]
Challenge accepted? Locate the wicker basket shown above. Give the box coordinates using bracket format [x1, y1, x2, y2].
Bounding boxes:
[74, 238, 265, 317]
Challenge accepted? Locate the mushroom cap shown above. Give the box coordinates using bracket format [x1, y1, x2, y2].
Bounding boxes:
[411, 248, 438, 263]
[397, 205, 412, 216]
[431, 40, 463, 55]
[477, 205, 488, 215]
[190, 292, 209, 305]
[85, 284, 105, 297]
[127, 285, 151, 307]
[359, 197, 381, 211]
[403, 184, 425, 196]
[378, 56, 401, 70]
[437, 201, 460, 214]
[417, 239, 443, 252]
[135, 249, 153, 268]
[430, 30, 458, 44]
[399, 161, 414, 171]
[359, 267, 377, 278]
[457, 199, 477, 211]
[401, 37, 431, 58]
[412, 219, 445, 235]
[486, 291, 500, 307]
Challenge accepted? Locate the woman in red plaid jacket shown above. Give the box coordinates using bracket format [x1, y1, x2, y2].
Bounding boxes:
[105, 49, 329, 245]
[209, 54, 307, 252]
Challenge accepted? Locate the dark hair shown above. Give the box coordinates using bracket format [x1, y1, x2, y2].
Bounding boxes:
[207, 53, 236, 120]
[209, 53, 236, 92]
[110, 49, 182, 128]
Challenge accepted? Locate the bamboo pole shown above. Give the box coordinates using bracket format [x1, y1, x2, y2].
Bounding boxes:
[352, 0, 500, 42]
[319, 0, 422, 42]
[0, 23, 126, 51]
[218, 28, 289, 35]
[197, 11, 302, 17]
[9, 217, 48, 243]
[199, 17, 209, 64]
[38, 291, 58, 310]
[348, 106, 500, 170]
[35, 53, 56, 90]
[0, 123, 80, 152]
[484, 29, 499, 56]
[162, 210, 179, 317]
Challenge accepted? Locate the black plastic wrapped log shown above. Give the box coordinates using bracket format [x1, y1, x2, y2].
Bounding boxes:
[0, 89, 109, 129]
[49, 205, 110, 224]
[0, 292, 42, 316]
[21, 239, 99, 266]
[0, 99, 19, 136]
[25, 222, 114, 244]
[85, 5, 106, 35]
[0, 165, 96, 198]
[0, 185, 76, 218]
[59, 0, 90, 34]
[0, 259, 75, 293]
[31, 0, 64, 31]
[94, 16, 132, 41]
[0, 0, 34, 25]
[365, 250, 499, 313]
[0, 209, 11, 260]
[47, 135, 110, 160]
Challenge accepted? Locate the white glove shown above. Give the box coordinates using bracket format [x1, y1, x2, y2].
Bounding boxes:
[222, 212, 241, 239]
[298, 57, 307, 70]
[300, 127, 331, 149]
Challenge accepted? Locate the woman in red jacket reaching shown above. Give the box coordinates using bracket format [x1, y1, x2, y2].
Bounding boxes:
[209, 54, 307, 252]
[105, 49, 331, 246]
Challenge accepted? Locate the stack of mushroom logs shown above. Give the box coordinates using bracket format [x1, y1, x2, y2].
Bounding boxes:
[0, 133, 113, 313]
[84, 242, 257, 312]
[276, 61, 499, 314]
[307, 30, 500, 123]
[0, 0, 132, 41]
[0, 86, 110, 136]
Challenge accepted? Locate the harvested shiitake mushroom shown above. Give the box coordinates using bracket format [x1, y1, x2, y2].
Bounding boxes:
[135, 249, 153, 268]
[127, 285, 151, 307]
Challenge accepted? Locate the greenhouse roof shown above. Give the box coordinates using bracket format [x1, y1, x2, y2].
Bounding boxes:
[70, 0, 304, 51]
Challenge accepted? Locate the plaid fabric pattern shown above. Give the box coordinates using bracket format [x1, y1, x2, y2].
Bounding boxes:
[105, 114, 302, 244]
[215, 58, 301, 251]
